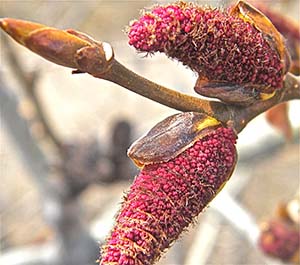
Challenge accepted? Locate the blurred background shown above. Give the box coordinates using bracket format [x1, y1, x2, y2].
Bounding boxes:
[0, 0, 299, 265]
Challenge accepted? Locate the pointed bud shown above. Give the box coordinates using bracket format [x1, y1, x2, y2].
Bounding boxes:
[0, 18, 113, 75]
[100, 113, 237, 264]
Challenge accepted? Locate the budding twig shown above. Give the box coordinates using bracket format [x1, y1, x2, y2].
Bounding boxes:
[1, 11, 300, 265]
[0, 18, 299, 135]
[98, 59, 299, 133]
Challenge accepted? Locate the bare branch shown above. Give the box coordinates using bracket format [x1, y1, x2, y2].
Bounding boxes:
[0, 75, 50, 190]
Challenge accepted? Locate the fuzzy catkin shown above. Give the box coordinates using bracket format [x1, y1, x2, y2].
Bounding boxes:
[128, 2, 284, 92]
[100, 127, 237, 265]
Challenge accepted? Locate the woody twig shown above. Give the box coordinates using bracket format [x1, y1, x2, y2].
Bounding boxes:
[1, 18, 299, 134]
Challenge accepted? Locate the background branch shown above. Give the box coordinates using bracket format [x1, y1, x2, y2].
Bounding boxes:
[0, 76, 98, 265]
[2, 35, 64, 154]
[0, 75, 50, 191]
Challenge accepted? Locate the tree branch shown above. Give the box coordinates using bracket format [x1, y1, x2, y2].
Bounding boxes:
[100, 59, 233, 120]
[94, 59, 300, 133]
[1, 18, 299, 135]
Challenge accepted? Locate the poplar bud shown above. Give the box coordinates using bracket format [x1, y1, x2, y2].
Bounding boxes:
[0, 18, 113, 75]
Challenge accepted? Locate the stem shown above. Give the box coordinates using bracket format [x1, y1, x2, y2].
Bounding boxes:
[233, 72, 300, 133]
[97, 59, 300, 134]
[100, 59, 233, 123]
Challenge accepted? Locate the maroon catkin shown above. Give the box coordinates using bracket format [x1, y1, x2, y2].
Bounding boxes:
[128, 2, 284, 92]
[100, 127, 237, 265]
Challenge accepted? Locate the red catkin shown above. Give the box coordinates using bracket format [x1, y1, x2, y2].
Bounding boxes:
[128, 2, 284, 92]
[100, 127, 237, 265]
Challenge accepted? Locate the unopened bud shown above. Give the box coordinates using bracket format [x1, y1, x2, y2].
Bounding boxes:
[0, 18, 114, 75]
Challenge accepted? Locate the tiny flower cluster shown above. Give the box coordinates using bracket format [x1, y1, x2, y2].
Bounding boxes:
[100, 127, 237, 264]
[128, 2, 284, 92]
